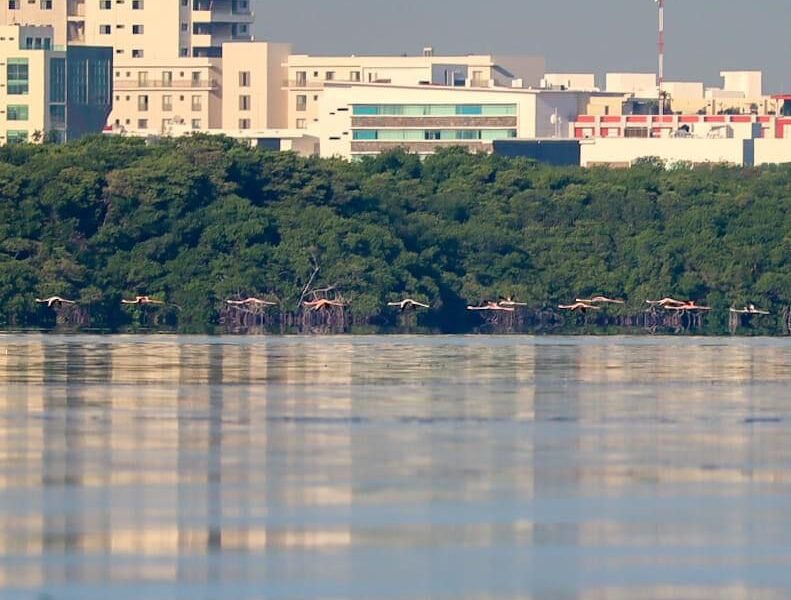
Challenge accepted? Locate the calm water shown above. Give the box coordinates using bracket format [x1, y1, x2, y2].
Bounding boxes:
[1, 335, 791, 600]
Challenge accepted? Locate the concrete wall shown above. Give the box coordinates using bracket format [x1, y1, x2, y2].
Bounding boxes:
[721, 71, 762, 98]
[665, 81, 704, 100]
[580, 138, 747, 167]
[542, 73, 596, 91]
[754, 139, 791, 166]
[606, 73, 657, 96]
[492, 55, 545, 88]
[221, 41, 291, 131]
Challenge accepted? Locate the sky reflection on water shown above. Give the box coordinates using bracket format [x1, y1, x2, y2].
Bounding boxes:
[1, 335, 791, 600]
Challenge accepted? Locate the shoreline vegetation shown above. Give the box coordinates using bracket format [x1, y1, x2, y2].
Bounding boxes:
[1, 135, 790, 336]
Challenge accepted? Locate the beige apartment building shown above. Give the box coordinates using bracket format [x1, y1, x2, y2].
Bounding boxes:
[1, 0, 254, 56]
[1, 0, 277, 137]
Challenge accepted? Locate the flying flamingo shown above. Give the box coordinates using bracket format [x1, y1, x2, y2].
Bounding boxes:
[467, 302, 515, 313]
[387, 299, 430, 311]
[646, 297, 687, 308]
[559, 302, 600, 312]
[576, 296, 625, 305]
[665, 301, 711, 312]
[730, 304, 770, 315]
[35, 296, 76, 308]
[498, 296, 527, 308]
[303, 299, 346, 311]
[226, 298, 278, 307]
[121, 296, 166, 306]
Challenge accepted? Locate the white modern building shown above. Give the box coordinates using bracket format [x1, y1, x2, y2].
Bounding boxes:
[284, 51, 546, 134]
[317, 81, 600, 159]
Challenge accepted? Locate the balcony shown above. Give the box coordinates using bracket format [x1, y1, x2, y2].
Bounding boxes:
[283, 79, 327, 89]
[192, 1, 254, 24]
[67, 0, 85, 17]
[114, 79, 219, 90]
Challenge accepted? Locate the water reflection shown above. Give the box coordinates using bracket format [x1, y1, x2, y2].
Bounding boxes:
[0, 335, 791, 599]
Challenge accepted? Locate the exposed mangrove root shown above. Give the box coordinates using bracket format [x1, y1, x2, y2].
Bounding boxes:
[219, 304, 277, 330]
[54, 304, 91, 328]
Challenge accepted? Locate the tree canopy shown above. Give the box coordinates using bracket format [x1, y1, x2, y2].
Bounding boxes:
[1, 135, 789, 333]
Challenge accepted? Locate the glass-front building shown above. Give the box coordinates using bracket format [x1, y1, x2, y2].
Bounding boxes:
[65, 46, 113, 141]
[350, 103, 519, 155]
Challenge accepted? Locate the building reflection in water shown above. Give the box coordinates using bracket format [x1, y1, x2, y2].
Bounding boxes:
[0, 335, 790, 599]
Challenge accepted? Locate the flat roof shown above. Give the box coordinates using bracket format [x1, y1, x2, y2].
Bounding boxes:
[322, 81, 620, 96]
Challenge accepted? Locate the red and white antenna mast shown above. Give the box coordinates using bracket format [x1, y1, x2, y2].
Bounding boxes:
[656, 0, 665, 116]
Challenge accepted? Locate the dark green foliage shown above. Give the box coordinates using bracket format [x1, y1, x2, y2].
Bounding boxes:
[0, 135, 789, 332]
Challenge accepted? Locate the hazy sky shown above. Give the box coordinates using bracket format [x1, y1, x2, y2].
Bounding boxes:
[254, 0, 791, 92]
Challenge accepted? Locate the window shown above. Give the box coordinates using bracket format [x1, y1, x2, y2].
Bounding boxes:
[295, 71, 306, 86]
[232, 0, 249, 13]
[296, 118, 306, 129]
[7, 105, 28, 121]
[162, 95, 172, 111]
[162, 118, 172, 130]
[239, 95, 250, 111]
[49, 57, 65, 102]
[191, 118, 202, 130]
[137, 119, 148, 129]
[49, 104, 65, 124]
[137, 71, 148, 86]
[624, 127, 649, 139]
[6, 130, 28, 144]
[325, 71, 335, 81]
[296, 95, 307, 111]
[132, 49, 143, 58]
[238, 71, 250, 87]
[7, 0, 19, 8]
[99, 25, 111, 34]
[137, 95, 149, 111]
[162, 71, 172, 86]
[40, 0, 53, 10]
[424, 130, 441, 140]
[350, 71, 361, 82]
[191, 95, 202, 111]
[132, 0, 144, 7]
[100, 0, 111, 8]
[132, 24, 144, 34]
[352, 130, 377, 140]
[239, 118, 250, 130]
[7, 58, 29, 95]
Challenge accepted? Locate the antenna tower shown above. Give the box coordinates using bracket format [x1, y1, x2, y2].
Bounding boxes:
[656, 0, 665, 116]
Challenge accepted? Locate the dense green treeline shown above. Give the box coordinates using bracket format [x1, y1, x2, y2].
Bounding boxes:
[0, 135, 790, 332]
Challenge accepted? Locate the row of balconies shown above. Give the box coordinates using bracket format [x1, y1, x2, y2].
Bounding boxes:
[114, 79, 219, 90]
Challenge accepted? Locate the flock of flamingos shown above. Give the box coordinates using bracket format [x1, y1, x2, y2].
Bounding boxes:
[32, 294, 771, 317]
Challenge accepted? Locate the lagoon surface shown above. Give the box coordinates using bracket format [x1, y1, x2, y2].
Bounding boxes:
[1, 335, 791, 599]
